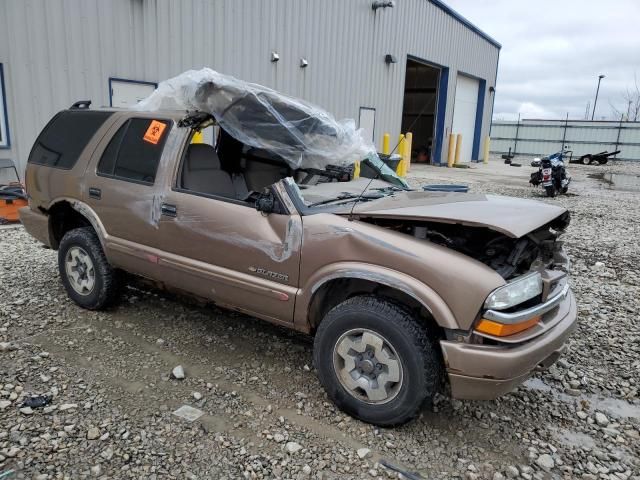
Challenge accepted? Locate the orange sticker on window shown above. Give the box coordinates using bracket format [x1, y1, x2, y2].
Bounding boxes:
[143, 120, 167, 145]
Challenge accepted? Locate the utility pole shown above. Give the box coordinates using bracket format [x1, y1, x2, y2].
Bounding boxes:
[591, 74, 605, 120]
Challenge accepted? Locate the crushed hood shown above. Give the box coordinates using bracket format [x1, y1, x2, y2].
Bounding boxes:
[135, 68, 375, 170]
[348, 191, 567, 238]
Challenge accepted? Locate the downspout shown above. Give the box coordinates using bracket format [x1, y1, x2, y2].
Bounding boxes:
[489, 48, 500, 137]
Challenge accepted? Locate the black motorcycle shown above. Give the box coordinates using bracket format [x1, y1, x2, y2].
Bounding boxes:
[529, 150, 571, 197]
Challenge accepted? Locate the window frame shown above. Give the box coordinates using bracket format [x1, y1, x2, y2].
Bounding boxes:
[27, 110, 114, 170]
[171, 129, 254, 207]
[96, 117, 172, 187]
[0, 64, 10, 149]
[108, 77, 158, 107]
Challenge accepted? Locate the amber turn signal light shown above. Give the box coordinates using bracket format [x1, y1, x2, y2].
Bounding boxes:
[475, 316, 541, 337]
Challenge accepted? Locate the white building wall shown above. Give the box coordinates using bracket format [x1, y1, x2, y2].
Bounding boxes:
[0, 0, 499, 178]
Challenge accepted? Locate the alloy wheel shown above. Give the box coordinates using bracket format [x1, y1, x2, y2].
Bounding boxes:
[332, 328, 403, 404]
[65, 246, 96, 296]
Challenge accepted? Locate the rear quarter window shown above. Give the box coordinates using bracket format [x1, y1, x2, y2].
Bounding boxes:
[28, 110, 113, 169]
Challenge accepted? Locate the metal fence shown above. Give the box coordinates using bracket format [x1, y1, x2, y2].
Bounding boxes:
[490, 118, 640, 161]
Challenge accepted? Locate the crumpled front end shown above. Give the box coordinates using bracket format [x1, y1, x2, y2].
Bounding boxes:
[438, 215, 578, 400]
[360, 208, 577, 400]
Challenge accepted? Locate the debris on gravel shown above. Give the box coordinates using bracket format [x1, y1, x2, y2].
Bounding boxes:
[357, 447, 372, 459]
[285, 441, 303, 454]
[171, 364, 186, 379]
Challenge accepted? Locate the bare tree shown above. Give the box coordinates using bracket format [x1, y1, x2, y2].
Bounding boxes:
[611, 74, 640, 121]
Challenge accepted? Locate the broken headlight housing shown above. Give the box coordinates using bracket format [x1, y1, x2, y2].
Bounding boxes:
[484, 272, 542, 310]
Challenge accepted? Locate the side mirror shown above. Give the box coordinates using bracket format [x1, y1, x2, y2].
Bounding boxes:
[255, 191, 276, 214]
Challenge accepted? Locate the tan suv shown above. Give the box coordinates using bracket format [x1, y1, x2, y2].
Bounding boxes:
[20, 81, 577, 426]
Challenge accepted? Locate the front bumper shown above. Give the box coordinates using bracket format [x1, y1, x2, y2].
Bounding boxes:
[441, 288, 577, 400]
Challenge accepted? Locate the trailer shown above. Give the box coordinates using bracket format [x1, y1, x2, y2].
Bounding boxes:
[570, 150, 621, 166]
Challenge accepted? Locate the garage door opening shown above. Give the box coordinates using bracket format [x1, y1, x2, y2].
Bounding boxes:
[451, 74, 480, 163]
[401, 59, 440, 164]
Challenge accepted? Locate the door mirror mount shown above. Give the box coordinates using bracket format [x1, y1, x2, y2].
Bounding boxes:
[255, 191, 276, 214]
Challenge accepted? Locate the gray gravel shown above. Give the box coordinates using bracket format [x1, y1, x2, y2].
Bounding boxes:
[1, 158, 639, 479]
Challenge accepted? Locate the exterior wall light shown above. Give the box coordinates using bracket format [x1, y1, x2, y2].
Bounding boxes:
[372, 1, 395, 11]
[385, 54, 397, 64]
[300, 58, 308, 68]
[271, 52, 280, 63]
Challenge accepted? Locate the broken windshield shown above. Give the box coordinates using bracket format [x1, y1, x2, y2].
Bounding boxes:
[287, 152, 409, 211]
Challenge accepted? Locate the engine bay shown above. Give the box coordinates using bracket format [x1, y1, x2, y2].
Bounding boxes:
[363, 212, 570, 279]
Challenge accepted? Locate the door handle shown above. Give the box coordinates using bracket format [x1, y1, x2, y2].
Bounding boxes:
[88, 187, 101, 200]
[161, 203, 177, 217]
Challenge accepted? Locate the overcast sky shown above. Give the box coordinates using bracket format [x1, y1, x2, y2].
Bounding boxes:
[445, 0, 640, 120]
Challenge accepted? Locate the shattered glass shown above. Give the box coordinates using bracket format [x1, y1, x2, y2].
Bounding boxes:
[135, 68, 376, 170]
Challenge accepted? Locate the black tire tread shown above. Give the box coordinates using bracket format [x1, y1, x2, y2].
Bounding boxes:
[58, 227, 121, 310]
[314, 295, 442, 426]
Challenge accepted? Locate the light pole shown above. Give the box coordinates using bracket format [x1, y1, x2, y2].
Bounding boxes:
[591, 74, 605, 120]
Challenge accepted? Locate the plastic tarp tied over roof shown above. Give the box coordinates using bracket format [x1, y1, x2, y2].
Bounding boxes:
[135, 68, 375, 169]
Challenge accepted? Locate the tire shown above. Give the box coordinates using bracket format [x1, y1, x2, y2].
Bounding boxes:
[58, 227, 121, 310]
[313, 295, 442, 426]
[545, 186, 556, 197]
[581, 156, 591, 165]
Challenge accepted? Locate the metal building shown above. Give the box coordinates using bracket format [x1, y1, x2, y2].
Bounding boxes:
[0, 0, 500, 182]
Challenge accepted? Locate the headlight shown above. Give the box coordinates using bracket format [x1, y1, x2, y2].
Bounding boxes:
[484, 272, 542, 310]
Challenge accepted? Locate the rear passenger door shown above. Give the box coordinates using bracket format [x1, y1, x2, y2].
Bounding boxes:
[83, 115, 174, 276]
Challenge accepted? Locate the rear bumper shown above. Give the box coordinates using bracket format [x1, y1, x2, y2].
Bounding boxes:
[19, 206, 52, 247]
[441, 289, 577, 400]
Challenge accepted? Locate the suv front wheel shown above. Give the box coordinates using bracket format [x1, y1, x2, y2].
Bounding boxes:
[313, 295, 442, 426]
[58, 227, 121, 310]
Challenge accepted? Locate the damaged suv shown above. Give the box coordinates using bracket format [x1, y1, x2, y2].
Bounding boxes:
[21, 69, 576, 426]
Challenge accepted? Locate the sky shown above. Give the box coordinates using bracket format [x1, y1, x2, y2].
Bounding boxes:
[445, 0, 640, 120]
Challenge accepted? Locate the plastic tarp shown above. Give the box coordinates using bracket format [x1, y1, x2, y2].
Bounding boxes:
[135, 68, 376, 170]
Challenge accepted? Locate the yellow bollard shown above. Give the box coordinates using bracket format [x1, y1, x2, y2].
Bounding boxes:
[405, 132, 413, 173]
[483, 136, 490, 164]
[381, 133, 390, 155]
[447, 134, 457, 167]
[191, 131, 204, 143]
[454, 134, 462, 165]
[353, 160, 361, 179]
[396, 134, 406, 176]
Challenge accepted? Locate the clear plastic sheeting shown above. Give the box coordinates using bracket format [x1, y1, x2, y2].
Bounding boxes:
[135, 68, 376, 170]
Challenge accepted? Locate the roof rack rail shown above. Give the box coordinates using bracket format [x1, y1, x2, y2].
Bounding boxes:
[70, 100, 91, 109]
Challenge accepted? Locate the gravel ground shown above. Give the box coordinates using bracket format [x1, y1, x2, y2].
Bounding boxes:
[1, 158, 639, 479]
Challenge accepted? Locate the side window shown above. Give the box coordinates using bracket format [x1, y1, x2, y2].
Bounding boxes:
[97, 118, 170, 185]
[28, 111, 113, 169]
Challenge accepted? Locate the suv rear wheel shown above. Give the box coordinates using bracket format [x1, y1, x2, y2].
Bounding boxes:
[313, 295, 442, 426]
[58, 227, 121, 310]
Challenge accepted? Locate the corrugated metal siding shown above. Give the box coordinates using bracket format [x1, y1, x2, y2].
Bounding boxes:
[491, 120, 640, 160]
[0, 0, 499, 178]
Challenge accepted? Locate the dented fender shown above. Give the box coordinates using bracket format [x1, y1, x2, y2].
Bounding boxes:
[294, 262, 458, 330]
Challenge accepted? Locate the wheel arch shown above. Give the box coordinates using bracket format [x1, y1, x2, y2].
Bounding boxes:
[298, 264, 458, 333]
[46, 198, 107, 250]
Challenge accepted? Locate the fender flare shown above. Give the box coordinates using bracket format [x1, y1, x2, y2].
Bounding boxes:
[295, 262, 458, 330]
[47, 197, 110, 249]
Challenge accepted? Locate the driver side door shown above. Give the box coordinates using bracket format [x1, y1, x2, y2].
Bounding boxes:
[156, 143, 302, 325]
